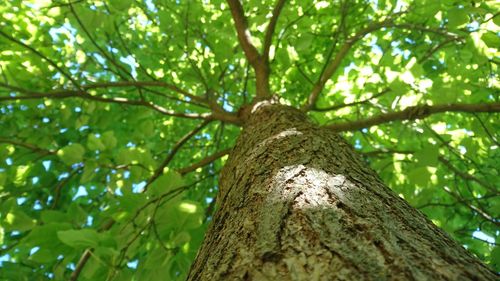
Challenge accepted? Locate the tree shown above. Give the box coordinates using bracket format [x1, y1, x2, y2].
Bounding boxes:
[0, 0, 498, 280]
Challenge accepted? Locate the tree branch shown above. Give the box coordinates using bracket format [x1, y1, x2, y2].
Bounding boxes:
[362, 148, 497, 193]
[226, 0, 270, 99]
[263, 0, 287, 60]
[314, 88, 390, 112]
[443, 186, 499, 227]
[0, 83, 211, 120]
[0, 137, 56, 156]
[0, 29, 80, 88]
[394, 23, 461, 40]
[69, 217, 115, 281]
[326, 102, 500, 132]
[226, 0, 260, 65]
[317, 0, 348, 86]
[1, 82, 243, 124]
[303, 19, 394, 111]
[178, 148, 232, 175]
[82, 81, 207, 104]
[70, 249, 92, 281]
[438, 156, 497, 193]
[302, 16, 463, 111]
[68, 3, 133, 80]
[145, 120, 211, 190]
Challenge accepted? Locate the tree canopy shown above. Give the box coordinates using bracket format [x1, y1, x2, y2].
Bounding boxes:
[0, 0, 499, 280]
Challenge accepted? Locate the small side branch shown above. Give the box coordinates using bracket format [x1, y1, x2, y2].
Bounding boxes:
[443, 186, 499, 227]
[145, 120, 211, 190]
[0, 84, 211, 120]
[83, 81, 207, 104]
[68, 3, 133, 80]
[0, 29, 80, 88]
[438, 156, 497, 193]
[0, 137, 56, 156]
[314, 88, 390, 112]
[302, 17, 463, 111]
[263, 0, 287, 60]
[362, 148, 497, 193]
[178, 148, 232, 175]
[326, 102, 500, 132]
[303, 19, 394, 111]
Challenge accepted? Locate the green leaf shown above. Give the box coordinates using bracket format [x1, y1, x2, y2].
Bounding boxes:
[73, 6, 104, 30]
[81, 247, 117, 279]
[172, 231, 191, 246]
[0, 172, 6, 188]
[295, 33, 314, 51]
[109, 0, 133, 12]
[57, 229, 99, 248]
[407, 167, 431, 187]
[481, 32, 500, 49]
[30, 247, 57, 264]
[447, 8, 469, 28]
[3, 209, 36, 232]
[139, 120, 155, 137]
[14, 165, 30, 186]
[148, 169, 185, 197]
[101, 131, 117, 149]
[57, 143, 85, 165]
[23, 223, 73, 248]
[87, 134, 105, 151]
[414, 146, 439, 167]
[41, 210, 68, 223]
[491, 246, 500, 271]
[81, 160, 98, 183]
[116, 147, 144, 165]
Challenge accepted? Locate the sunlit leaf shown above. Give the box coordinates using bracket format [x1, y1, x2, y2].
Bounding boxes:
[57, 229, 99, 249]
[57, 143, 85, 165]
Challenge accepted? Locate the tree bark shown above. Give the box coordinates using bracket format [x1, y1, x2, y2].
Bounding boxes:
[188, 102, 496, 281]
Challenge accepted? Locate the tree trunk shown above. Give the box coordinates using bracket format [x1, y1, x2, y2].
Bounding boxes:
[188, 102, 496, 281]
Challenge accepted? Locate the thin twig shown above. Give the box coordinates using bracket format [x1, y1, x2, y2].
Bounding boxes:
[314, 88, 390, 112]
[0, 29, 80, 88]
[303, 18, 395, 111]
[144, 120, 211, 190]
[82, 81, 206, 103]
[178, 148, 232, 175]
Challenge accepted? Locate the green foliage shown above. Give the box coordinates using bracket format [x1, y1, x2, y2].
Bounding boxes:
[0, 0, 498, 279]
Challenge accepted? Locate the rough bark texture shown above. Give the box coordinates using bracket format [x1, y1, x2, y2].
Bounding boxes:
[188, 102, 496, 281]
